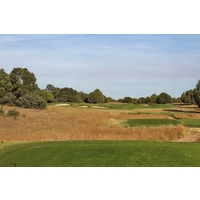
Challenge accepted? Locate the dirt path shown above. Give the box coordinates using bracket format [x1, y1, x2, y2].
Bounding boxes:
[173, 128, 200, 142]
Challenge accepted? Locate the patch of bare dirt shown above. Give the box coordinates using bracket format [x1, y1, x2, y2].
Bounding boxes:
[173, 128, 200, 142]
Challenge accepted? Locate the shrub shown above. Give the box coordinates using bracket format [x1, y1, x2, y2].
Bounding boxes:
[7, 109, 20, 119]
[16, 93, 46, 109]
[86, 89, 106, 103]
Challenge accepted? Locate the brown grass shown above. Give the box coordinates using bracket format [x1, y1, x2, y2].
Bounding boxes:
[173, 113, 200, 119]
[0, 106, 186, 142]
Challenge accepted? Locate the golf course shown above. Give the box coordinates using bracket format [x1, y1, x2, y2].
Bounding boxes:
[1, 103, 200, 167]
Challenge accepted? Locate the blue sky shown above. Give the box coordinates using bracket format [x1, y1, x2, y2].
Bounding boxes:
[1, 34, 200, 99]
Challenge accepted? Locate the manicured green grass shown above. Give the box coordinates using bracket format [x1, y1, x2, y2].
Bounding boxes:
[126, 119, 181, 127]
[0, 140, 200, 167]
[48, 102, 177, 110]
[107, 103, 176, 110]
[180, 119, 200, 127]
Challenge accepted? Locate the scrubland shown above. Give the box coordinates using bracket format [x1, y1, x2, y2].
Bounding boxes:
[0, 104, 189, 142]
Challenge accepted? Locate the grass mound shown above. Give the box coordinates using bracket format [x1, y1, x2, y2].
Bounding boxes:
[1, 141, 200, 167]
[126, 119, 181, 127]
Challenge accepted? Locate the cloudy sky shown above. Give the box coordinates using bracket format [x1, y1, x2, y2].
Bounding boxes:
[1, 34, 200, 99]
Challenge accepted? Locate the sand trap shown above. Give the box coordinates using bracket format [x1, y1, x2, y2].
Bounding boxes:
[80, 106, 88, 108]
[55, 104, 70, 107]
[92, 106, 107, 109]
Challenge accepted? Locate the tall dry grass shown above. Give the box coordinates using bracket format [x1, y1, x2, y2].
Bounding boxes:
[0, 106, 186, 141]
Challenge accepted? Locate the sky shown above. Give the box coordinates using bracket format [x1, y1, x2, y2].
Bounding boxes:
[1, 34, 200, 99]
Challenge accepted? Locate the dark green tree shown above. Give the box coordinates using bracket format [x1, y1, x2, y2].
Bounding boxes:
[46, 84, 61, 100]
[150, 94, 158, 104]
[42, 90, 54, 103]
[10, 68, 39, 96]
[16, 93, 46, 109]
[139, 97, 145, 104]
[106, 97, 116, 102]
[157, 92, 172, 104]
[86, 89, 106, 103]
[145, 96, 152, 104]
[194, 80, 200, 107]
[57, 87, 82, 103]
[0, 69, 15, 109]
[122, 97, 133, 103]
[79, 91, 89, 102]
[181, 89, 195, 104]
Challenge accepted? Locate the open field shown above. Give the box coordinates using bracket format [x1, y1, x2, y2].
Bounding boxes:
[1, 103, 200, 142]
[1, 140, 200, 167]
[0, 104, 195, 142]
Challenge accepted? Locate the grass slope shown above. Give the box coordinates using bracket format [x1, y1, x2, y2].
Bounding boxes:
[1, 141, 200, 167]
[180, 119, 200, 127]
[126, 119, 181, 127]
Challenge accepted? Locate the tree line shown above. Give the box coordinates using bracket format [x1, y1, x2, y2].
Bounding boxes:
[1, 67, 200, 110]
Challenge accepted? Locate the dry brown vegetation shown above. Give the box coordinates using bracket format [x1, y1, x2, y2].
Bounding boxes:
[0, 106, 186, 142]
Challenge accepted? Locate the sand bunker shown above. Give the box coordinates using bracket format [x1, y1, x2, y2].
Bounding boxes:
[92, 106, 107, 109]
[55, 104, 70, 107]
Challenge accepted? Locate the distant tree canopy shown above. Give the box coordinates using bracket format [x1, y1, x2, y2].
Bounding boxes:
[194, 80, 200, 107]
[120, 93, 178, 105]
[181, 89, 195, 104]
[1, 67, 200, 109]
[0, 67, 46, 109]
[157, 92, 172, 104]
[46, 84, 82, 103]
[122, 97, 133, 103]
[10, 67, 39, 96]
[86, 89, 107, 103]
[0, 69, 14, 107]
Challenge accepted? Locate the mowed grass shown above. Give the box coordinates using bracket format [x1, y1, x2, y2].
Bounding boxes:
[60, 103, 176, 110]
[100, 103, 176, 110]
[126, 119, 181, 127]
[125, 118, 200, 128]
[1, 140, 200, 167]
[180, 119, 200, 127]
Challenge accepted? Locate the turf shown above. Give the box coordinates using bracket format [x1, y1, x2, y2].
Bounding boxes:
[1, 141, 200, 167]
[126, 119, 181, 127]
[55, 103, 176, 110]
[180, 119, 200, 127]
[106, 104, 176, 110]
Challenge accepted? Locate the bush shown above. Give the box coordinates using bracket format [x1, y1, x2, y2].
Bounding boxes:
[86, 89, 106, 103]
[7, 109, 20, 119]
[195, 80, 200, 107]
[16, 93, 46, 109]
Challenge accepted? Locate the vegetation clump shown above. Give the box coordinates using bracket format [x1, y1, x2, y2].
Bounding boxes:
[194, 80, 200, 108]
[7, 109, 20, 119]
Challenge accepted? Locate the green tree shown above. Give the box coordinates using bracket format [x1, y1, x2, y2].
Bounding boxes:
[45, 84, 61, 101]
[86, 89, 106, 103]
[194, 80, 200, 107]
[0, 69, 14, 109]
[57, 87, 82, 103]
[157, 92, 172, 104]
[145, 96, 152, 104]
[150, 94, 158, 104]
[10, 67, 39, 98]
[16, 93, 46, 109]
[79, 91, 89, 102]
[139, 97, 145, 104]
[181, 89, 195, 104]
[42, 90, 54, 103]
[122, 97, 133, 103]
